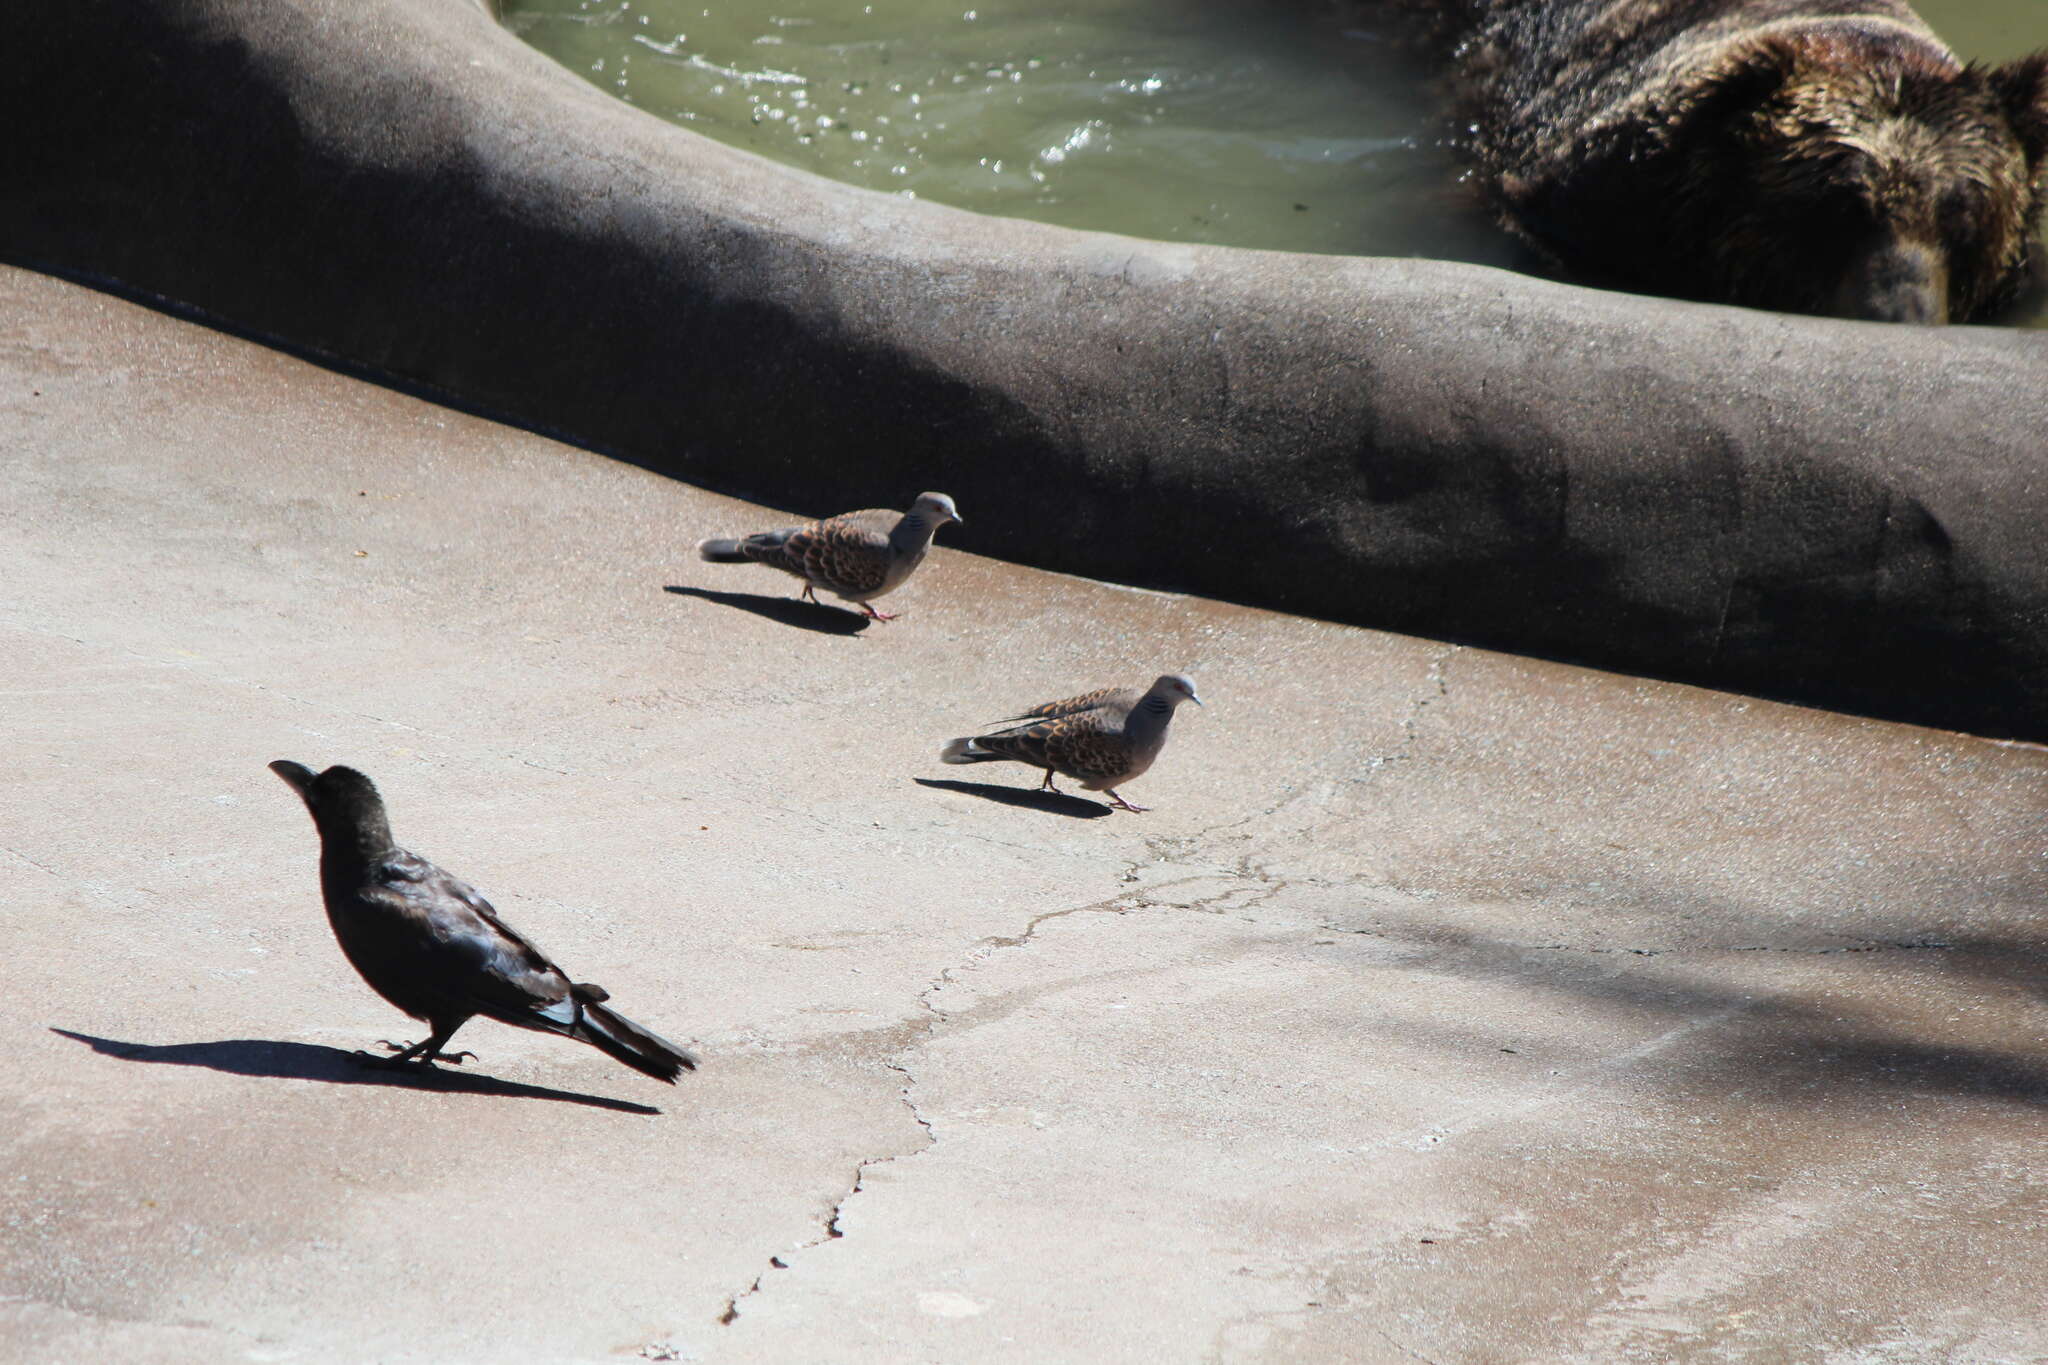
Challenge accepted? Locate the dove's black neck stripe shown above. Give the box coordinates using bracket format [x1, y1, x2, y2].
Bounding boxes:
[890, 509, 937, 553]
[1127, 692, 1179, 739]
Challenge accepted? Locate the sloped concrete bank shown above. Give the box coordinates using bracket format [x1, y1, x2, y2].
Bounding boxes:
[7, 262, 2046, 1364]
[5, 0, 2046, 736]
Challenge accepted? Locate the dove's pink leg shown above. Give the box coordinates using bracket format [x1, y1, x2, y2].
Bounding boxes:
[1038, 770, 1065, 795]
[858, 602, 900, 621]
[1104, 788, 1150, 813]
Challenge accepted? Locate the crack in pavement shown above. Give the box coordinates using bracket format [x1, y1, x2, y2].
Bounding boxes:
[1374, 1327, 1447, 1365]
[1354, 643, 1458, 779]
[714, 1076, 937, 1328]
[887, 1060, 935, 1146]
[703, 659, 1998, 1343]
[1167, 774, 1330, 851]
[2, 846, 67, 879]
[715, 863, 1185, 1328]
[715, 776, 1967, 1335]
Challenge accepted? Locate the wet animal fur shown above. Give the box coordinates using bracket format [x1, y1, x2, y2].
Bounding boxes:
[1345, 0, 2048, 322]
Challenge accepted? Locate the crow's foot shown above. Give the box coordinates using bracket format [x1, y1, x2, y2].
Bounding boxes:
[361, 1039, 478, 1066]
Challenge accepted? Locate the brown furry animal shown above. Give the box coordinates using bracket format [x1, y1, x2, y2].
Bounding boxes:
[1354, 0, 2048, 322]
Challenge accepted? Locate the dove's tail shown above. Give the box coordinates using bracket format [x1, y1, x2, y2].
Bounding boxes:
[696, 537, 751, 563]
[546, 983, 698, 1082]
[941, 737, 1002, 765]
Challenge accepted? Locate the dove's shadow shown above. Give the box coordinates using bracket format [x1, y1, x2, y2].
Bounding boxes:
[50, 1029, 661, 1115]
[914, 777, 1113, 819]
[664, 585, 869, 635]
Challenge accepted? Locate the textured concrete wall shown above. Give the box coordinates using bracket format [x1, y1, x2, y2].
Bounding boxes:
[5, 0, 2045, 736]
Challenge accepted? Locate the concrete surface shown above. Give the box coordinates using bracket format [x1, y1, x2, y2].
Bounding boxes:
[6, 0, 2048, 739]
[4, 263, 2046, 1364]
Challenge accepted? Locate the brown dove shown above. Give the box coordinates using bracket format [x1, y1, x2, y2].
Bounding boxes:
[939, 674, 1203, 812]
[696, 492, 962, 620]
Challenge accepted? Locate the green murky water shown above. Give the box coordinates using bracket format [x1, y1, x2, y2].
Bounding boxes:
[502, 0, 2044, 319]
[500, 0, 1505, 261]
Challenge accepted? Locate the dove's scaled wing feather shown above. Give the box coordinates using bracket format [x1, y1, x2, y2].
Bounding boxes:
[793, 510, 895, 597]
[989, 685, 1134, 727]
[971, 692, 1137, 786]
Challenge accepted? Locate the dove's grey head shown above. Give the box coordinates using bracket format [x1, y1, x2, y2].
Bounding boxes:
[1154, 674, 1203, 708]
[913, 492, 963, 527]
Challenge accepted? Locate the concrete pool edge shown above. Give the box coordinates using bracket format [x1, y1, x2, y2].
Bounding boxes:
[6, 0, 2046, 736]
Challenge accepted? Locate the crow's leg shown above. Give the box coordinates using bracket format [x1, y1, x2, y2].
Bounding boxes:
[362, 1020, 476, 1067]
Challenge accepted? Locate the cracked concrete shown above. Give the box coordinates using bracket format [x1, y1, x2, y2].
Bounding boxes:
[4, 263, 2046, 1362]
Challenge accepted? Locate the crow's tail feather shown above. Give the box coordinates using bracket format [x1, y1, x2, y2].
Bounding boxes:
[573, 998, 699, 1082]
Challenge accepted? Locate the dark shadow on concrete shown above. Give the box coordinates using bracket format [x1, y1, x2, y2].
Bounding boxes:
[664, 585, 870, 636]
[914, 777, 1114, 819]
[7, 0, 2047, 737]
[50, 1029, 661, 1115]
[1332, 928, 2048, 1109]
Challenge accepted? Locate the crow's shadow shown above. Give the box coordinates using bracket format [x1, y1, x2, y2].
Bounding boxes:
[914, 777, 1112, 819]
[664, 585, 869, 635]
[50, 1029, 660, 1115]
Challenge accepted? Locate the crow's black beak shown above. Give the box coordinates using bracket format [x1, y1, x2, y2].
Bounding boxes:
[268, 759, 317, 796]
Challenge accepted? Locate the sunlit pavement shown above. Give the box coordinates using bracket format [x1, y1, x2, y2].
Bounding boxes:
[5, 265, 2043, 1363]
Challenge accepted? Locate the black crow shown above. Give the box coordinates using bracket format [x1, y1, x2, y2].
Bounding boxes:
[268, 761, 697, 1083]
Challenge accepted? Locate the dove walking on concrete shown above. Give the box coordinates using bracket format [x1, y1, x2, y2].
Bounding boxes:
[940, 674, 1203, 812]
[696, 492, 962, 620]
[269, 761, 697, 1082]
